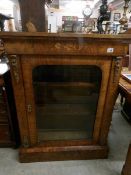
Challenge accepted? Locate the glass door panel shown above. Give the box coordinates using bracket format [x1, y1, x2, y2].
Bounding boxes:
[33, 65, 102, 141]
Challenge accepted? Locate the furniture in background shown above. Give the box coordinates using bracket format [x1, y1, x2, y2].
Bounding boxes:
[122, 55, 129, 68]
[129, 44, 131, 70]
[122, 143, 131, 175]
[124, 29, 131, 70]
[119, 72, 131, 123]
[0, 67, 20, 147]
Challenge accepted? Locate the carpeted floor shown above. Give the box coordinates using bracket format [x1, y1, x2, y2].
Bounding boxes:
[0, 107, 130, 175]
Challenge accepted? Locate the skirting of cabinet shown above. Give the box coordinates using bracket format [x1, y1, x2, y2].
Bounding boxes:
[19, 145, 108, 163]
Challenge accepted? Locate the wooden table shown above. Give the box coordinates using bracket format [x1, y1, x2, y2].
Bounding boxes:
[119, 72, 131, 122]
[119, 72, 131, 174]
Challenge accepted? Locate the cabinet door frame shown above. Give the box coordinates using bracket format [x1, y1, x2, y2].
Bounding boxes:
[21, 55, 112, 146]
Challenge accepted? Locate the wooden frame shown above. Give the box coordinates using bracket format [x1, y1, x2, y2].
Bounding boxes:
[121, 73, 131, 83]
[21, 55, 111, 146]
[0, 32, 130, 162]
[114, 13, 121, 21]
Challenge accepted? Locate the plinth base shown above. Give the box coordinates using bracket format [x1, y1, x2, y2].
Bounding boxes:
[19, 144, 108, 163]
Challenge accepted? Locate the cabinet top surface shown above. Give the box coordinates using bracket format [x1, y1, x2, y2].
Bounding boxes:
[0, 32, 130, 56]
[0, 32, 131, 42]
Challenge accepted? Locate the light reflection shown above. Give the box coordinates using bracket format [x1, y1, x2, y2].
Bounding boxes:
[0, 0, 14, 9]
[0, 64, 9, 74]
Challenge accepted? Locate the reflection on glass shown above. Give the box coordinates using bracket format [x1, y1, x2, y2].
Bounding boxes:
[33, 65, 101, 141]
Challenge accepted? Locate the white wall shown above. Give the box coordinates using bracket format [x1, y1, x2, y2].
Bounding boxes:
[0, 0, 15, 31]
[0, 0, 22, 31]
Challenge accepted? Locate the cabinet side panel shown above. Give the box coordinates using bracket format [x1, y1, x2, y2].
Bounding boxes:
[99, 57, 122, 145]
[9, 55, 30, 147]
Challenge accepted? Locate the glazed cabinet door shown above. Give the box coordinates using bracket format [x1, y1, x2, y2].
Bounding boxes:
[21, 55, 112, 146]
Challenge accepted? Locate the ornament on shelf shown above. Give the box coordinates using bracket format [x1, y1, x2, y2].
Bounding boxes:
[119, 0, 131, 33]
[97, 0, 111, 34]
[0, 13, 13, 31]
[45, 0, 54, 7]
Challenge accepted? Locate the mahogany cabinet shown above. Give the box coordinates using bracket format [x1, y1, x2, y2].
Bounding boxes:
[0, 32, 130, 162]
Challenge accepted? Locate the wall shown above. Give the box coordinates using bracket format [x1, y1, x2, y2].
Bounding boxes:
[0, 0, 23, 32]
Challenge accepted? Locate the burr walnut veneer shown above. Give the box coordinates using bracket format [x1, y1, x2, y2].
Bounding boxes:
[0, 32, 130, 162]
